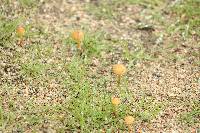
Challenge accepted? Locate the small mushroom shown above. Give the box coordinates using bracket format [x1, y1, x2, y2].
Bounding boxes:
[71, 30, 84, 50]
[111, 97, 121, 106]
[17, 26, 25, 37]
[112, 64, 126, 86]
[16, 26, 25, 47]
[111, 97, 121, 116]
[124, 116, 134, 133]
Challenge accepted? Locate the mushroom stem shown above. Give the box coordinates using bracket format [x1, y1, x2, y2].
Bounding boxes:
[77, 42, 83, 56]
[18, 37, 24, 47]
[113, 106, 118, 116]
[77, 42, 81, 50]
[101, 128, 106, 133]
[128, 125, 132, 133]
[117, 75, 121, 87]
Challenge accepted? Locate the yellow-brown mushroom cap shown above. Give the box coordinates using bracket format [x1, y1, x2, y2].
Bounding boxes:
[16, 26, 25, 37]
[111, 97, 121, 106]
[124, 116, 134, 125]
[71, 30, 84, 43]
[112, 64, 126, 76]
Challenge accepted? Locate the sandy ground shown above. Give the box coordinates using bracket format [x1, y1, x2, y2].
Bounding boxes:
[0, 0, 199, 132]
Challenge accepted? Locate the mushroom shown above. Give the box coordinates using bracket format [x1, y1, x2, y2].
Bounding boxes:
[111, 97, 121, 116]
[124, 116, 134, 133]
[112, 64, 126, 86]
[16, 26, 25, 47]
[71, 30, 84, 50]
[111, 97, 121, 106]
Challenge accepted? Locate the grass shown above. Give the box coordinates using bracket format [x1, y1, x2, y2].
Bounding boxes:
[65, 30, 109, 58]
[169, 0, 200, 38]
[0, 0, 199, 132]
[179, 100, 200, 126]
[135, 96, 165, 122]
[0, 18, 21, 47]
[86, 0, 166, 20]
[19, 0, 38, 7]
[87, 0, 199, 39]
[86, 0, 119, 19]
[0, 31, 164, 131]
[123, 43, 153, 62]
